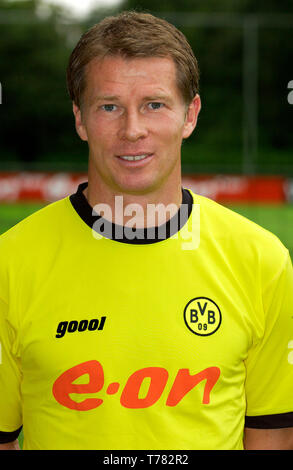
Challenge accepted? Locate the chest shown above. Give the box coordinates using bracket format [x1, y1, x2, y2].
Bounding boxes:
[17, 243, 259, 412]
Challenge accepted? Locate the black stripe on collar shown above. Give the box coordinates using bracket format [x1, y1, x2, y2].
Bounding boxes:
[69, 182, 193, 244]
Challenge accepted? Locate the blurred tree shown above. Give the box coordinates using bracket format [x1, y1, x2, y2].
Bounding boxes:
[0, 0, 292, 174]
[120, 0, 292, 13]
[0, 0, 87, 168]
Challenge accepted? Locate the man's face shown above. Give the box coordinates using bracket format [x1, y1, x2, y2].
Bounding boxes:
[73, 55, 200, 197]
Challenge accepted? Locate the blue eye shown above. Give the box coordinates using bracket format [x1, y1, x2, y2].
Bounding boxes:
[101, 104, 117, 112]
[148, 102, 164, 110]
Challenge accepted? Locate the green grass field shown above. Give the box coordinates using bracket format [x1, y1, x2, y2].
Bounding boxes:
[0, 201, 292, 449]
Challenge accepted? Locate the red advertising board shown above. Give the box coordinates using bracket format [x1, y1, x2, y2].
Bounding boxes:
[182, 174, 288, 203]
[0, 172, 290, 203]
[0, 172, 86, 202]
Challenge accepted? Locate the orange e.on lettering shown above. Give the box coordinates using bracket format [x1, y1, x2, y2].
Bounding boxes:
[52, 360, 220, 411]
[52, 360, 104, 410]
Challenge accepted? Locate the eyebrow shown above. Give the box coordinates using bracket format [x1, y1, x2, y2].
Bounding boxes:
[92, 95, 121, 103]
[92, 94, 173, 104]
[143, 95, 173, 104]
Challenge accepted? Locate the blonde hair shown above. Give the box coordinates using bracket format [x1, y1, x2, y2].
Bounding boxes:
[66, 10, 199, 109]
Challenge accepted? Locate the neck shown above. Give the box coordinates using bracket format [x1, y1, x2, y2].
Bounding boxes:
[85, 176, 182, 229]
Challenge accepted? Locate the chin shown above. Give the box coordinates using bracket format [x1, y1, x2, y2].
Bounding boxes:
[114, 176, 159, 195]
[117, 185, 154, 196]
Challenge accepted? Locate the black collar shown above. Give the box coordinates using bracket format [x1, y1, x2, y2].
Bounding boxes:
[69, 182, 193, 245]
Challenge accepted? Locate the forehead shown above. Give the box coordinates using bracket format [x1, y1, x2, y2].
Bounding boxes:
[84, 55, 182, 102]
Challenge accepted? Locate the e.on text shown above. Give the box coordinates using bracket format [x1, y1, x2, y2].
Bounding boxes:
[52, 360, 220, 410]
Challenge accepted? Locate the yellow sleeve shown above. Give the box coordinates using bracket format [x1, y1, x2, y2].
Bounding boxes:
[245, 250, 293, 427]
[0, 296, 22, 432]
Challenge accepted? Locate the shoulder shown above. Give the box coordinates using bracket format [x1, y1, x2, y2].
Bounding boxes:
[0, 197, 70, 238]
[0, 197, 76, 303]
[0, 197, 73, 258]
[188, 189, 289, 273]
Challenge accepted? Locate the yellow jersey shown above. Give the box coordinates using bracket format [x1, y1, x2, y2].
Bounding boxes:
[0, 182, 293, 449]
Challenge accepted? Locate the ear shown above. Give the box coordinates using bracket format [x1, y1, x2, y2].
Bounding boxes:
[182, 94, 201, 139]
[72, 102, 88, 142]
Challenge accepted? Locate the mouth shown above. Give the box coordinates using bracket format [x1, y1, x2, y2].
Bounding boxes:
[119, 154, 149, 161]
[116, 153, 154, 165]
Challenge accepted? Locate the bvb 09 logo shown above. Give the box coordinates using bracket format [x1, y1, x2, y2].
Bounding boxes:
[184, 297, 222, 336]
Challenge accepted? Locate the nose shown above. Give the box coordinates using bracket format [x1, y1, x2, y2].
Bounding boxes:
[119, 108, 148, 142]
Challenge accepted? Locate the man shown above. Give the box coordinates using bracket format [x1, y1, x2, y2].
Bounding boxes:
[0, 11, 293, 450]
